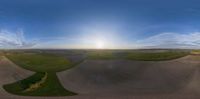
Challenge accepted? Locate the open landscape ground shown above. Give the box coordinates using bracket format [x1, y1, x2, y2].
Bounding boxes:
[0, 49, 200, 99]
[86, 50, 190, 60]
[3, 52, 77, 96]
[58, 55, 200, 95]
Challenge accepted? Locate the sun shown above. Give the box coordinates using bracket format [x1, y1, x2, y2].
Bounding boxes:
[96, 40, 104, 49]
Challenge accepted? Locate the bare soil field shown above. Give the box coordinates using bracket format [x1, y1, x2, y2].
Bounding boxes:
[58, 55, 200, 98]
[1, 54, 200, 99]
[0, 56, 34, 98]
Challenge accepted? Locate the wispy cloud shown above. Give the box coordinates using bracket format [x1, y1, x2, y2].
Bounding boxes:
[34, 32, 200, 49]
[0, 29, 35, 49]
[137, 32, 200, 49]
[0, 29, 199, 49]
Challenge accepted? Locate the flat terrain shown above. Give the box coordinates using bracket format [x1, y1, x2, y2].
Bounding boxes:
[0, 56, 34, 98]
[4, 72, 76, 96]
[0, 56, 33, 85]
[4, 53, 76, 96]
[126, 51, 189, 61]
[6, 53, 73, 72]
[58, 55, 200, 99]
[0, 49, 200, 99]
[87, 50, 189, 60]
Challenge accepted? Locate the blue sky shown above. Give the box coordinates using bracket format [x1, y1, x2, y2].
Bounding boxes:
[0, 0, 200, 49]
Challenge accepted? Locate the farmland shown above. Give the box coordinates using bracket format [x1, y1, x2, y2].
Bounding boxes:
[0, 49, 199, 98]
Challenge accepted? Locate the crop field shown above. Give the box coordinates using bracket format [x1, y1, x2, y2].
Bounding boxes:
[6, 53, 73, 72]
[87, 50, 116, 59]
[0, 49, 199, 98]
[126, 51, 189, 61]
[3, 72, 76, 96]
[86, 50, 189, 61]
[3, 52, 77, 96]
[191, 50, 200, 55]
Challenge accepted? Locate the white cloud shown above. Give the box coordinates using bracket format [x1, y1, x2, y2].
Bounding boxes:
[0, 29, 35, 49]
[137, 32, 200, 49]
[1, 29, 199, 49]
[34, 32, 200, 49]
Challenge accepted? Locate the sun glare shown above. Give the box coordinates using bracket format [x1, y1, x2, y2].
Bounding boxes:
[96, 40, 104, 49]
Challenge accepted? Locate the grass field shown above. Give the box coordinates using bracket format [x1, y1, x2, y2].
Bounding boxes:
[4, 52, 77, 96]
[6, 53, 73, 72]
[126, 51, 189, 61]
[2, 50, 191, 96]
[87, 51, 116, 59]
[87, 50, 189, 61]
[3, 72, 76, 96]
[191, 50, 200, 55]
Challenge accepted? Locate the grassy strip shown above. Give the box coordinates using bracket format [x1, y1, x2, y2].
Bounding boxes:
[3, 73, 45, 95]
[87, 50, 189, 61]
[4, 52, 78, 96]
[3, 72, 76, 96]
[23, 72, 47, 92]
[87, 51, 117, 60]
[191, 50, 200, 55]
[126, 51, 189, 61]
[6, 53, 73, 72]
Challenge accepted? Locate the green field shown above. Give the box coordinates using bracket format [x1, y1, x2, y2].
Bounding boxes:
[6, 53, 73, 72]
[3, 50, 191, 96]
[126, 51, 189, 61]
[87, 50, 189, 61]
[3, 72, 76, 96]
[191, 50, 200, 55]
[4, 52, 77, 96]
[87, 51, 116, 59]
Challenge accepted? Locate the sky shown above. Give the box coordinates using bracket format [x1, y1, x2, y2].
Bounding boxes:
[0, 0, 200, 49]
